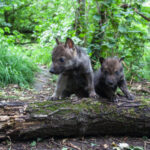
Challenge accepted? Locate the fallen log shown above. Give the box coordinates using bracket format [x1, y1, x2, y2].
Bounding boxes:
[0, 97, 150, 140]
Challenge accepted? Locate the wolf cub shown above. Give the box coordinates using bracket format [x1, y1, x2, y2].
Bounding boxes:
[94, 57, 134, 101]
[49, 38, 96, 100]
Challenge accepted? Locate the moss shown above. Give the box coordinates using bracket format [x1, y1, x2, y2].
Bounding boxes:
[34, 109, 49, 114]
[0, 95, 19, 99]
[29, 97, 150, 121]
[70, 99, 102, 114]
[29, 99, 102, 116]
[30, 99, 123, 121]
[140, 97, 150, 107]
[127, 108, 138, 116]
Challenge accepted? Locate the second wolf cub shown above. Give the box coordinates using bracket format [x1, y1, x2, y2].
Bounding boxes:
[94, 57, 134, 101]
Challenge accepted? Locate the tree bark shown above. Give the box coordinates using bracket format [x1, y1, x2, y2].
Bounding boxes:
[90, 1, 107, 65]
[75, 0, 86, 40]
[0, 97, 150, 141]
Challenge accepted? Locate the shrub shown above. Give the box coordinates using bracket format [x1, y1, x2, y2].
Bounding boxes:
[0, 43, 38, 87]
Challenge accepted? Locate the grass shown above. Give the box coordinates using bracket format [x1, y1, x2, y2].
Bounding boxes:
[0, 43, 39, 87]
[20, 43, 52, 65]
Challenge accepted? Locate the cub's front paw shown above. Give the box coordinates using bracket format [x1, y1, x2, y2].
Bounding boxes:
[110, 95, 118, 103]
[127, 93, 135, 100]
[47, 95, 59, 101]
[89, 91, 97, 98]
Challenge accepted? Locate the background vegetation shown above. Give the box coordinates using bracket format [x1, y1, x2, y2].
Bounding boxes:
[0, 0, 150, 87]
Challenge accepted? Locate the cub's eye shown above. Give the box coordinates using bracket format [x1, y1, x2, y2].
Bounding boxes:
[115, 71, 119, 75]
[59, 58, 64, 62]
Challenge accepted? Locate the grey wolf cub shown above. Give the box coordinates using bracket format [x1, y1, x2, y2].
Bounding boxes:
[94, 57, 134, 101]
[49, 38, 96, 100]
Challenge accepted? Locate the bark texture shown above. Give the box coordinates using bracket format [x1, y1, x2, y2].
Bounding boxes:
[0, 97, 150, 141]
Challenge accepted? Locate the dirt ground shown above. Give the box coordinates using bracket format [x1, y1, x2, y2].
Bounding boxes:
[0, 66, 150, 150]
[0, 136, 150, 150]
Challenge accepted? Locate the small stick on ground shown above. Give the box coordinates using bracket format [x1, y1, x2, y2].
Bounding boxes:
[48, 108, 77, 116]
[64, 142, 81, 150]
[144, 141, 150, 150]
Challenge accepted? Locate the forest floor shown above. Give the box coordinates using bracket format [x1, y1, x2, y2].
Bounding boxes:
[0, 66, 150, 150]
[0, 137, 150, 150]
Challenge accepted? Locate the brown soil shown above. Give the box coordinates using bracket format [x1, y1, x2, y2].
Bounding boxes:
[0, 137, 150, 150]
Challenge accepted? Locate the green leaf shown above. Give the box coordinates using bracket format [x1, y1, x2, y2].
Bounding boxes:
[91, 143, 97, 147]
[62, 148, 68, 150]
[93, 15, 101, 21]
[37, 137, 42, 142]
[0, 28, 4, 34]
[79, 33, 85, 38]
[129, 146, 144, 150]
[113, 147, 121, 150]
[133, 147, 144, 150]
[4, 27, 10, 33]
[30, 141, 37, 147]
[118, 26, 127, 33]
[142, 136, 148, 140]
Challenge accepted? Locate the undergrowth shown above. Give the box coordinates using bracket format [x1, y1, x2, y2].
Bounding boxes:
[0, 43, 39, 87]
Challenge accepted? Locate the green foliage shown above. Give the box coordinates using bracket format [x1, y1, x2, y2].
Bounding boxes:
[0, 35, 38, 87]
[0, 0, 149, 82]
[61, 148, 68, 150]
[30, 141, 37, 147]
[129, 146, 144, 150]
[19, 44, 52, 65]
[85, 0, 150, 81]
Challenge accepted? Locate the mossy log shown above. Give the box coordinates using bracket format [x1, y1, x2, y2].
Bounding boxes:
[0, 97, 150, 140]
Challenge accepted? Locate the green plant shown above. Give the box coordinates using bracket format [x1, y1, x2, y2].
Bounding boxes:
[0, 38, 38, 87]
[0, 0, 149, 82]
[30, 141, 37, 147]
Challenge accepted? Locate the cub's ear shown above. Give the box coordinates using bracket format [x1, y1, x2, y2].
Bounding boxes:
[99, 57, 105, 65]
[55, 38, 60, 45]
[65, 38, 74, 49]
[119, 57, 125, 62]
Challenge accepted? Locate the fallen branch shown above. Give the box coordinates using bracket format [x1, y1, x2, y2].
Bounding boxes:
[0, 97, 150, 140]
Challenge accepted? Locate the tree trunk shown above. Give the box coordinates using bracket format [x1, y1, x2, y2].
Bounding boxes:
[90, 1, 108, 65]
[75, 0, 86, 41]
[0, 97, 150, 141]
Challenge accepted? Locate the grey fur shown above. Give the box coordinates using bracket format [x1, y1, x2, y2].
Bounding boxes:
[49, 38, 96, 100]
[94, 57, 134, 101]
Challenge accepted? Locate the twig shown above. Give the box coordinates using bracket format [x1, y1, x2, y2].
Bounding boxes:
[120, 5, 150, 22]
[50, 140, 66, 148]
[122, 61, 130, 73]
[144, 141, 150, 150]
[64, 142, 81, 150]
[50, 139, 76, 150]
[117, 100, 139, 103]
[48, 108, 76, 116]
[7, 136, 12, 150]
[95, 1, 100, 15]
[40, 101, 68, 108]
[140, 89, 150, 94]
[118, 104, 147, 108]
[134, 8, 150, 22]
[129, 76, 134, 86]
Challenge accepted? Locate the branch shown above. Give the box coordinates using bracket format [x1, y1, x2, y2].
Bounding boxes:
[120, 4, 150, 22]
[134, 8, 150, 21]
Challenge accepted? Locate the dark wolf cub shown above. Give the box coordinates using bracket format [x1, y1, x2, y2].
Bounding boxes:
[49, 37, 96, 100]
[94, 57, 134, 101]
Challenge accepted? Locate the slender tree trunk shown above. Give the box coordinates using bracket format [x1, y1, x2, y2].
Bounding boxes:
[75, 0, 86, 43]
[90, 2, 107, 65]
[4, 11, 10, 24]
